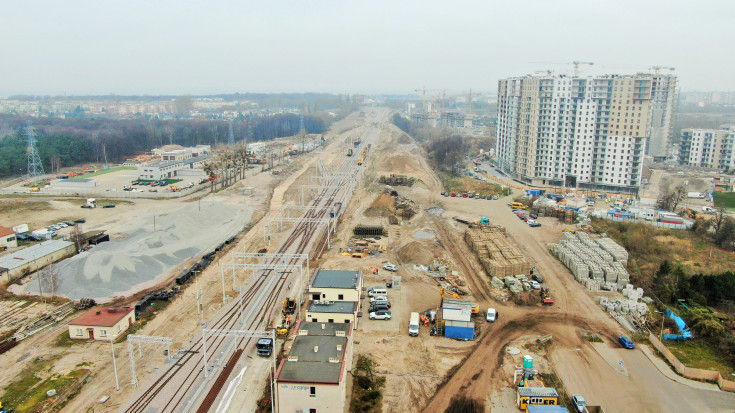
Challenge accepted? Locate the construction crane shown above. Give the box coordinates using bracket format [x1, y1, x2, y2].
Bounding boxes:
[649, 66, 675, 75]
[414, 87, 447, 114]
[572, 61, 594, 77]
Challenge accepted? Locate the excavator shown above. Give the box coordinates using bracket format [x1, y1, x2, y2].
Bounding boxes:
[282, 298, 296, 315]
[439, 287, 480, 315]
[540, 287, 554, 305]
[276, 298, 297, 336]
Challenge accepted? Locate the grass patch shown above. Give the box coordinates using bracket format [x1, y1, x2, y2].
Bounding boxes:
[714, 192, 735, 211]
[591, 218, 735, 284]
[68, 166, 135, 178]
[55, 330, 81, 347]
[0, 355, 88, 412]
[0, 200, 51, 213]
[437, 171, 507, 196]
[665, 339, 735, 377]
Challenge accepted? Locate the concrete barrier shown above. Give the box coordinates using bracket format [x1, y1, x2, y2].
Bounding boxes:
[648, 333, 735, 392]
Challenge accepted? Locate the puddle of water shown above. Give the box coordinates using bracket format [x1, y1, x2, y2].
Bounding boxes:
[413, 230, 436, 240]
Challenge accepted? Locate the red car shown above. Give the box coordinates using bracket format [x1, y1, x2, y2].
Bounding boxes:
[451, 192, 457, 197]
[462, 193, 469, 198]
[516, 212, 524, 218]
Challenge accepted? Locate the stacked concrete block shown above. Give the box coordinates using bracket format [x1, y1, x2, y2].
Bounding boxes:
[594, 237, 629, 265]
[552, 233, 634, 288]
[466, 226, 531, 277]
[490, 276, 505, 289]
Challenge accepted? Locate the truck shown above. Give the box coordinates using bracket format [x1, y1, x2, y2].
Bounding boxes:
[409, 312, 420, 336]
[687, 192, 705, 199]
[540, 287, 554, 305]
[81, 198, 97, 209]
[256, 337, 274, 357]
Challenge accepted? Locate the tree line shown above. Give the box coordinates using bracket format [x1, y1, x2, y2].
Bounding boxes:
[0, 112, 332, 178]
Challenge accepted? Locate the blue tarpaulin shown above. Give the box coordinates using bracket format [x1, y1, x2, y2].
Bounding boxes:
[663, 308, 693, 340]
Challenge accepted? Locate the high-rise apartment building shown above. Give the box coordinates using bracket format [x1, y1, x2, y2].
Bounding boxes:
[647, 74, 678, 159]
[495, 73, 677, 193]
[679, 125, 735, 171]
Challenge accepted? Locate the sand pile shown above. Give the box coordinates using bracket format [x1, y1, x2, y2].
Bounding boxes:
[380, 153, 420, 174]
[27, 201, 254, 300]
[364, 193, 396, 217]
[397, 241, 436, 264]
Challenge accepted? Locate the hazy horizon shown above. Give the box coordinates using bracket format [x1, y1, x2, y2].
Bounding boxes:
[2, 0, 734, 96]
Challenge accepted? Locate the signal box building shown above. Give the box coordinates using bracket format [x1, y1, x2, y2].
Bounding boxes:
[275, 322, 352, 413]
[308, 269, 362, 302]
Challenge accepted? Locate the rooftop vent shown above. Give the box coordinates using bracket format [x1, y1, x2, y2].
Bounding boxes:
[313, 346, 319, 353]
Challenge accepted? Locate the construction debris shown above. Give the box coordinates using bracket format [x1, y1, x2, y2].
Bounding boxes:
[379, 174, 415, 186]
[14, 302, 75, 341]
[353, 225, 385, 236]
[465, 226, 531, 278]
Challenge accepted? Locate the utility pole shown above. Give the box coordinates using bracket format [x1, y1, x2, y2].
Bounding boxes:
[111, 339, 120, 391]
[26, 123, 45, 177]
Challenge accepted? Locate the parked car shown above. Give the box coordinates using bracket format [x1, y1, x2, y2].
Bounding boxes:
[16, 233, 29, 241]
[530, 213, 538, 219]
[572, 394, 588, 413]
[526, 219, 537, 225]
[370, 300, 391, 308]
[74, 218, 86, 223]
[516, 212, 524, 218]
[57, 223, 68, 228]
[370, 295, 389, 303]
[383, 264, 398, 272]
[441, 191, 447, 196]
[492, 195, 499, 200]
[532, 274, 544, 283]
[28, 235, 42, 241]
[368, 303, 390, 313]
[369, 310, 392, 320]
[450, 192, 457, 197]
[63, 221, 75, 226]
[619, 336, 635, 349]
[529, 221, 541, 227]
[103, 204, 116, 208]
[530, 280, 541, 290]
[480, 194, 486, 199]
[486, 308, 497, 322]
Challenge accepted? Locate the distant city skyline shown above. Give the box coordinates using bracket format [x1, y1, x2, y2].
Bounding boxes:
[1, 0, 733, 96]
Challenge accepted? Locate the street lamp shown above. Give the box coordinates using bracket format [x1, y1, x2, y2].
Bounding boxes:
[654, 311, 665, 341]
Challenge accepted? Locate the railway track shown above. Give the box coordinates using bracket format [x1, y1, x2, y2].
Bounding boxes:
[121, 124, 375, 413]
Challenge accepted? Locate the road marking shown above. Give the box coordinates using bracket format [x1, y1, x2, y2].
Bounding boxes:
[215, 366, 247, 413]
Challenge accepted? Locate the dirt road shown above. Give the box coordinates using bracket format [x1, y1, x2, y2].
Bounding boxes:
[421, 193, 735, 412]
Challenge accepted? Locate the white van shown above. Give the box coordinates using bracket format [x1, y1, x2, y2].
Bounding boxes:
[409, 312, 420, 336]
[368, 287, 387, 297]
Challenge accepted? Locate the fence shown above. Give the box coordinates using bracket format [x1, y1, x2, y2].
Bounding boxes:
[598, 214, 693, 230]
[648, 333, 735, 392]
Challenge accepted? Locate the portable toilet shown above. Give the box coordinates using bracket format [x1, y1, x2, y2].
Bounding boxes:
[523, 355, 533, 369]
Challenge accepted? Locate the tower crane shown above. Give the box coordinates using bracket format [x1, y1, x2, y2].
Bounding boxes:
[649, 66, 675, 75]
[572, 61, 594, 77]
[414, 87, 447, 114]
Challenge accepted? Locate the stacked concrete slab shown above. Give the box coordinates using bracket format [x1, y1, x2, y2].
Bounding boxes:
[465, 226, 530, 278]
[552, 232, 631, 290]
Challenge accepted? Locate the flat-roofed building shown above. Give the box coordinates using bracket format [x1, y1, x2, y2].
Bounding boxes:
[275, 321, 353, 413]
[306, 301, 358, 328]
[308, 269, 362, 302]
[68, 307, 135, 341]
[0, 239, 76, 281]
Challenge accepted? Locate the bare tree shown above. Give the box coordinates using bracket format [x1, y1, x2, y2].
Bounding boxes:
[39, 265, 61, 300]
[713, 208, 727, 235]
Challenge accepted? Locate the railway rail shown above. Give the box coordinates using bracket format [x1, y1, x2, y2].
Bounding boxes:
[120, 122, 375, 413]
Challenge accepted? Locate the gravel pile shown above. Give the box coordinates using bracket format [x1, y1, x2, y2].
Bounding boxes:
[28, 201, 253, 300]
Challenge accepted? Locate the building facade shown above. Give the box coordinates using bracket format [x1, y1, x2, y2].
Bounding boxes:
[679, 125, 735, 171]
[275, 322, 352, 413]
[0, 239, 76, 281]
[647, 74, 678, 159]
[0, 226, 17, 250]
[496, 73, 677, 193]
[68, 307, 135, 341]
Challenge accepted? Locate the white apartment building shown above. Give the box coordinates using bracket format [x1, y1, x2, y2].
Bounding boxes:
[679, 125, 735, 171]
[496, 73, 676, 193]
[647, 74, 678, 159]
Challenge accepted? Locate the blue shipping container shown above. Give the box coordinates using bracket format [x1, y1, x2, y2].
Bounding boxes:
[444, 321, 474, 340]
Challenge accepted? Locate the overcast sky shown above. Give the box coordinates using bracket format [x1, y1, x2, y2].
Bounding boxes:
[2, 0, 733, 97]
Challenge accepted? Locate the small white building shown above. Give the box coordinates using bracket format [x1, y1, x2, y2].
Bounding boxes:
[68, 307, 135, 341]
[0, 226, 17, 250]
[306, 301, 358, 328]
[137, 155, 209, 180]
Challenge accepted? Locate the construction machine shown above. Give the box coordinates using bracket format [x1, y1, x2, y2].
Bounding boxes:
[282, 298, 296, 315]
[540, 287, 554, 305]
[440, 287, 461, 300]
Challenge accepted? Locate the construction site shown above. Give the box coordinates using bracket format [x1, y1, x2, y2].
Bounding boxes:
[0, 107, 734, 413]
